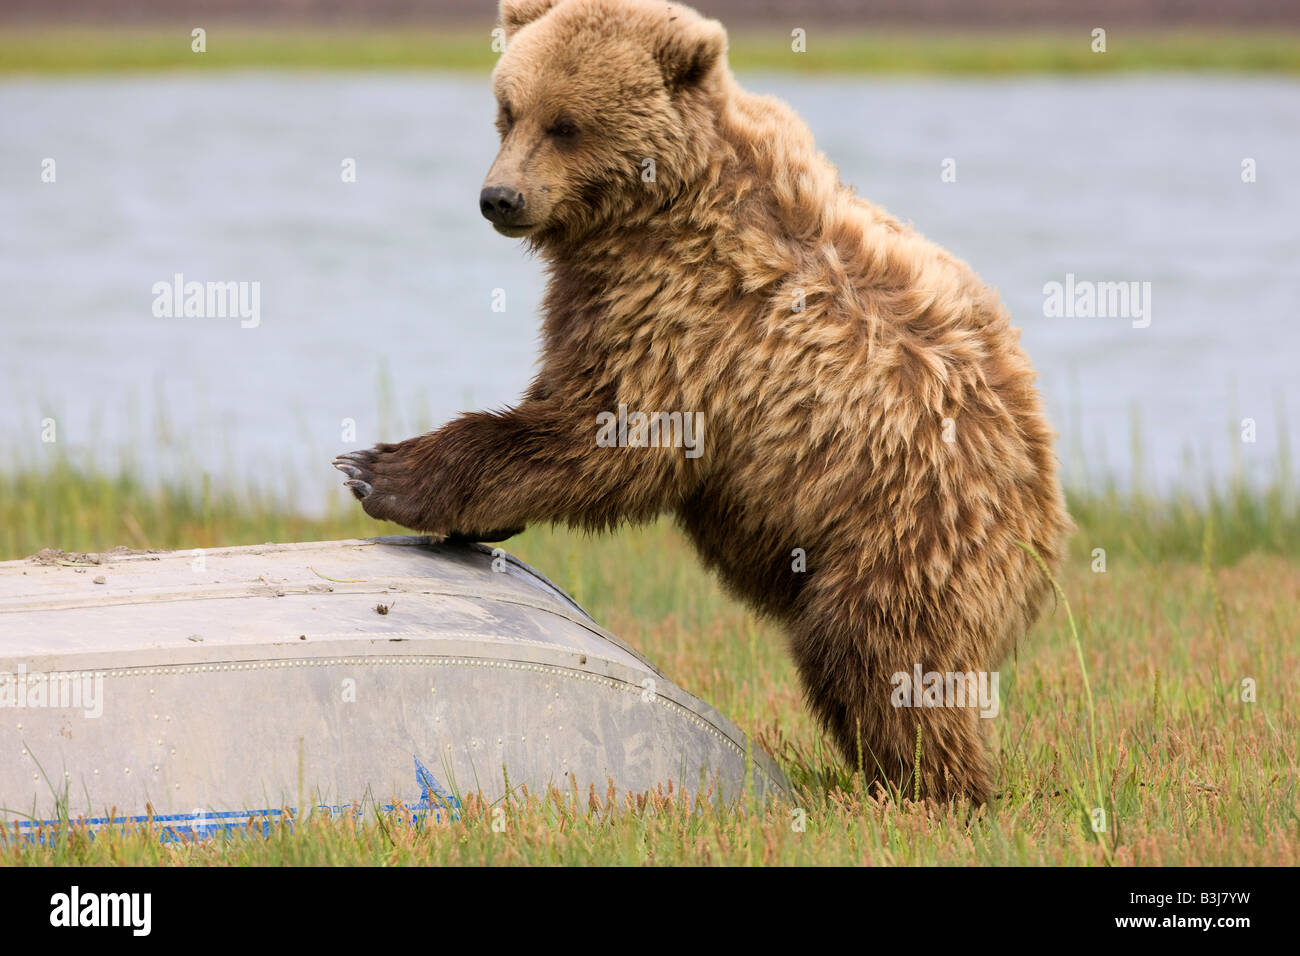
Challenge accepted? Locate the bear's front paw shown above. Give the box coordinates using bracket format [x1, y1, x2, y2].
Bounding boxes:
[333, 444, 444, 533]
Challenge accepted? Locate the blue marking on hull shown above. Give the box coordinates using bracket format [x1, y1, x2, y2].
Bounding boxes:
[10, 755, 462, 843]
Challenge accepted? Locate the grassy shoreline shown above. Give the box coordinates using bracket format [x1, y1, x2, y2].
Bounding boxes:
[4, 457, 1296, 566]
[2, 28, 1299, 75]
[2, 462, 1297, 864]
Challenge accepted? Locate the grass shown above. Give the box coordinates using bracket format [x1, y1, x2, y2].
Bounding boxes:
[1, 454, 1297, 864]
[1, 28, 1299, 75]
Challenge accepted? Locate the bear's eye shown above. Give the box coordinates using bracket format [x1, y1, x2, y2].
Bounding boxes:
[497, 103, 514, 132]
[546, 119, 578, 140]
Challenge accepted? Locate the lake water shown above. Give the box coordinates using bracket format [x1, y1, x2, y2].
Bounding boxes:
[2, 73, 1297, 504]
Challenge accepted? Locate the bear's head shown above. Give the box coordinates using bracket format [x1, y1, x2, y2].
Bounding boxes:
[480, 0, 728, 246]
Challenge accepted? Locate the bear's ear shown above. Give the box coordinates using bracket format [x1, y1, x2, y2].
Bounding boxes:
[500, 0, 560, 40]
[654, 7, 727, 91]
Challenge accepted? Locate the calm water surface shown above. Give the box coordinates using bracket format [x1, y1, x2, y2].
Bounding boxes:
[2, 73, 1297, 502]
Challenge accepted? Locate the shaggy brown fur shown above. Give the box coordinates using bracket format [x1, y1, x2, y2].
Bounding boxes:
[334, 0, 1071, 804]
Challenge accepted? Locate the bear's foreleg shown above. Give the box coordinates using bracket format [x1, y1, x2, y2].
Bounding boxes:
[333, 400, 683, 539]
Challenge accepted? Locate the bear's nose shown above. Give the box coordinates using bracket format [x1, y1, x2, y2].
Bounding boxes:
[479, 186, 526, 224]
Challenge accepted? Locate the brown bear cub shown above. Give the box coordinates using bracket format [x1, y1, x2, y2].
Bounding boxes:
[334, 0, 1071, 804]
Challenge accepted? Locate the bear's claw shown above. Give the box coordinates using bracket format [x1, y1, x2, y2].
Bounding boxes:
[344, 479, 373, 500]
[333, 450, 374, 467]
[334, 451, 380, 502]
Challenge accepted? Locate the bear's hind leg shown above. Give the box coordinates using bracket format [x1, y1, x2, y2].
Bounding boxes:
[789, 613, 994, 805]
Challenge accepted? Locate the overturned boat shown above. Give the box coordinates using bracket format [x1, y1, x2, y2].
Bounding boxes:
[0, 537, 786, 838]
